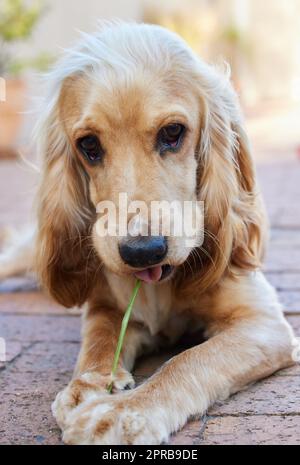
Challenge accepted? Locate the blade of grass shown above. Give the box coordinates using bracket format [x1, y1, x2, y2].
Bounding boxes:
[107, 279, 141, 393]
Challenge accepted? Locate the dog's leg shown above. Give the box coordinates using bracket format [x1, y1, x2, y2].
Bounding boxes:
[0, 227, 35, 280]
[61, 272, 296, 445]
[52, 306, 155, 430]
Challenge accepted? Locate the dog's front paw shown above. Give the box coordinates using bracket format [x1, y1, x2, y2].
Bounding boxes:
[62, 394, 168, 445]
[52, 370, 135, 430]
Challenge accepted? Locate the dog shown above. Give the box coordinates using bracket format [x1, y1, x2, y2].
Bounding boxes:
[0, 22, 296, 445]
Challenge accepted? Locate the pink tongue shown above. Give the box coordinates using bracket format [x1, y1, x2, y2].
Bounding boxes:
[134, 266, 163, 284]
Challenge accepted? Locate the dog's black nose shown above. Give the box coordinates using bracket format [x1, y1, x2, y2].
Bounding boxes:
[119, 236, 168, 268]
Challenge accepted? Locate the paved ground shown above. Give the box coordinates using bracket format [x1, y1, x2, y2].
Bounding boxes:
[0, 117, 300, 445]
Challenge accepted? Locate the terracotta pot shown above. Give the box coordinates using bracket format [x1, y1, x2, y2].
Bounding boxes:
[0, 79, 26, 158]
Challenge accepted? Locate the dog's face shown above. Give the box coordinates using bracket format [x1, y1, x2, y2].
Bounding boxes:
[36, 24, 261, 307]
[59, 70, 201, 282]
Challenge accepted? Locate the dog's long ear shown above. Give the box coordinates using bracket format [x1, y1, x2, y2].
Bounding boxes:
[230, 122, 266, 269]
[193, 68, 265, 290]
[35, 90, 98, 308]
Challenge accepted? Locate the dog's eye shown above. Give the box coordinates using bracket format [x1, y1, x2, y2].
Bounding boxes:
[77, 135, 103, 164]
[157, 124, 185, 154]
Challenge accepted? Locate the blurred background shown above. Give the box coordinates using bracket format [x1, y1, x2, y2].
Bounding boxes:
[0, 0, 300, 161]
[0, 0, 300, 223]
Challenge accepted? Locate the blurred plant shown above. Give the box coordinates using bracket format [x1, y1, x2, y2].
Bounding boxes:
[8, 51, 55, 76]
[220, 24, 252, 58]
[0, 0, 43, 41]
[143, 8, 211, 54]
[143, 6, 253, 94]
[218, 24, 253, 91]
[0, 0, 53, 76]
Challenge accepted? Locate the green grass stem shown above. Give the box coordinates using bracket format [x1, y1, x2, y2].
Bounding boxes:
[107, 279, 141, 393]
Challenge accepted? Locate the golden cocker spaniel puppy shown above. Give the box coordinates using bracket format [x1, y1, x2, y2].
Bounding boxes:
[1, 22, 296, 445]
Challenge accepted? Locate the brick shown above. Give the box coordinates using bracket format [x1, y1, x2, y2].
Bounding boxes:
[0, 391, 62, 445]
[287, 315, 300, 334]
[0, 344, 75, 445]
[265, 249, 300, 273]
[257, 160, 300, 229]
[0, 160, 36, 228]
[0, 291, 79, 316]
[200, 415, 300, 445]
[169, 420, 204, 445]
[209, 375, 300, 417]
[0, 314, 81, 342]
[0, 370, 70, 445]
[9, 341, 79, 374]
[279, 290, 300, 313]
[0, 366, 72, 396]
[266, 272, 300, 291]
[0, 276, 38, 293]
[264, 230, 300, 272]
[270, 229, 300, 245]
[0, 341, 26, 370]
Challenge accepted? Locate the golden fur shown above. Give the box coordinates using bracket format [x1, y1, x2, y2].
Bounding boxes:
[1, 22, 295, 444]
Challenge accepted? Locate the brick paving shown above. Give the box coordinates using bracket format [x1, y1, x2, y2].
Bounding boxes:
[0, 144, 300, 445]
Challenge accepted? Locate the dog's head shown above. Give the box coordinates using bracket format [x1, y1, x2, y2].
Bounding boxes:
[36, 23, 264, 307]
